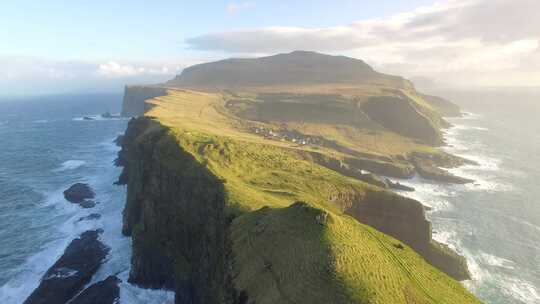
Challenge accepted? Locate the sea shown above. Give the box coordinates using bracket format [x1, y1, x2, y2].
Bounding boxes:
[0, 90, 539, 303]
[0, 94, 174, 303]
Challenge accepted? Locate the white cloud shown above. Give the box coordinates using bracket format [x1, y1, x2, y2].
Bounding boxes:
[0, 56, 188, 95]
[98, 62, 145, 78]
[187, 0, 540, 87]
[226, 2, 255, 14]
[97, 61, 174, 78]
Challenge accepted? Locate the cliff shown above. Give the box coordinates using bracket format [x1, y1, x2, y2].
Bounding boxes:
[421, 93, 462, 117]
[121, 86, 167, 117]
[119, 118, 236, 303]
[116, 87, 481, 303]
[116, 52, 480, 303]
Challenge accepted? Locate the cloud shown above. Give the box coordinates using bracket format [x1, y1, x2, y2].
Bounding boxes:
[226, 2, 255, 14]
[187, 0, 540, 87]
[0, 56, 186, 95]
[97, 61, 172, 78]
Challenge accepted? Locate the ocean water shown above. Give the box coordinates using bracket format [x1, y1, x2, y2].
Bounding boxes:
[398, 89, 540, 304]
[0, 94, 174, 303]
[0, 91, 538, 304]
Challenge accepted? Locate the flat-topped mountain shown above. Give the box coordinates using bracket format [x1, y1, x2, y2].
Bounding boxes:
[167, 50, 408, 90]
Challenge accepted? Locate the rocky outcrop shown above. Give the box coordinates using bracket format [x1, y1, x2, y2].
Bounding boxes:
[63, 183, 97, 208]
[121, 86, 167, 117]
[335, 189, 470, 281]
[77, 213, 102, 222]
[410, 152, 474, 184]
[118, 117, 239, 304]
[385, 178, 415, 192]
[303, 151, 415, 182]
[64, 183, 95, 204]
[69, 276, 121, 304]
[362, 95, 444, 145]
[24, 230, 109, 304]
[421, 94, 462, 117]
[343, 156, 415, 179]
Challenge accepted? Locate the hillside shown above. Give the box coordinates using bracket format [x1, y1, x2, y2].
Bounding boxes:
[167, 50, 407, 89]
[117, 82, 480, 303]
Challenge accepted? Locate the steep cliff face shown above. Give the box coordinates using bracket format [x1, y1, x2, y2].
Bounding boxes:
[121, 86, 167, 117]
[338, 189, 470, 280]
[118, 118, 239, 304]
[117, 119, 479, 303]
[362, 95, 444, 145]
[421, 93, 462, 117]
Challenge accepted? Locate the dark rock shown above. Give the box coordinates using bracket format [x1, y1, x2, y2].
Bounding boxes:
[411, 156, 473, 184]
[77, 213, 101, 222]
[114, 135, 124, 147]
[79, 201, 97, 209]
[385, 178, 415, 192]
[23, 230, 109, 304]
[357, 172, 389, 188]
[101, 112, 120, 119]
[114, 169, 128, 185]
[69, 276, 120, 304]
[64, 183, 95, 204]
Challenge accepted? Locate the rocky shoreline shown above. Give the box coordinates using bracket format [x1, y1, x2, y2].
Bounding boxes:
[23, 181, 120, 304]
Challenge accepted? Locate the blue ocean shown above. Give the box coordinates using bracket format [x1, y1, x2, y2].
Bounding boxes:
[0, 91, 538, 303]
[0, 94, 174, 303]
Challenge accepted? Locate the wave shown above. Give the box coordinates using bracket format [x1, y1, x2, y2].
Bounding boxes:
[452, 112, 483, 121]
[72, 114, 128, 122]
[0, 135, 175, 304]
[395, 178, 454, 212]
[479, 252, 515, 270]
[500, 278, 540, 303]
[54, 160, 87, 172]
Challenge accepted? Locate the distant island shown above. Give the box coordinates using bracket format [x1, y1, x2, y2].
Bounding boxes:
[115, 51, 481, 303]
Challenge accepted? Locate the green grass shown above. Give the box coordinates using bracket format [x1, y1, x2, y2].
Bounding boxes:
[231, 203, 481, 304]
[144, 89, 481, 303]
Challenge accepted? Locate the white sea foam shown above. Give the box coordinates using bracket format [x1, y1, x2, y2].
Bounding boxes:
[479, 252, 516, 270]
[451, 112, 483, 121]
[54, 160, 87, 172]
[393, 175, 455, 212]
[73, 114, 128, 122]
[432, 230, 459, 250]
[501, 278, 540, 304]
[0, 135, 175, 304]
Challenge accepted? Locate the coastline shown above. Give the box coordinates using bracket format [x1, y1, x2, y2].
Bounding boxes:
[0, 116, 175, 304]
[396, 111, 540, 303]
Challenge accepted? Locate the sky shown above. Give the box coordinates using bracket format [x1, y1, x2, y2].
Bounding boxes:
[1, 0, 539, 95]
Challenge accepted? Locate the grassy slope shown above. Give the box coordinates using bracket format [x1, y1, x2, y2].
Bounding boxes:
[145, 89, 480, 303]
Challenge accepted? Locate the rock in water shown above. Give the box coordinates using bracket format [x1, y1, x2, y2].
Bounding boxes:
[69, 276, 121, 304]
[77, 213, 102, 222]
[385, 178, 415, 192]
[23, 230, 109, 304]
[64, 183, 95, 204]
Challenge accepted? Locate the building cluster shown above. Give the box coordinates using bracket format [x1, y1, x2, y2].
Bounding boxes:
[250, 126, 324, 146]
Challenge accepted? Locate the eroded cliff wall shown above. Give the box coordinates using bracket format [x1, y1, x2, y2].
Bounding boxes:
[118, 118, 239, 304]
[121, 86, 167, 117]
